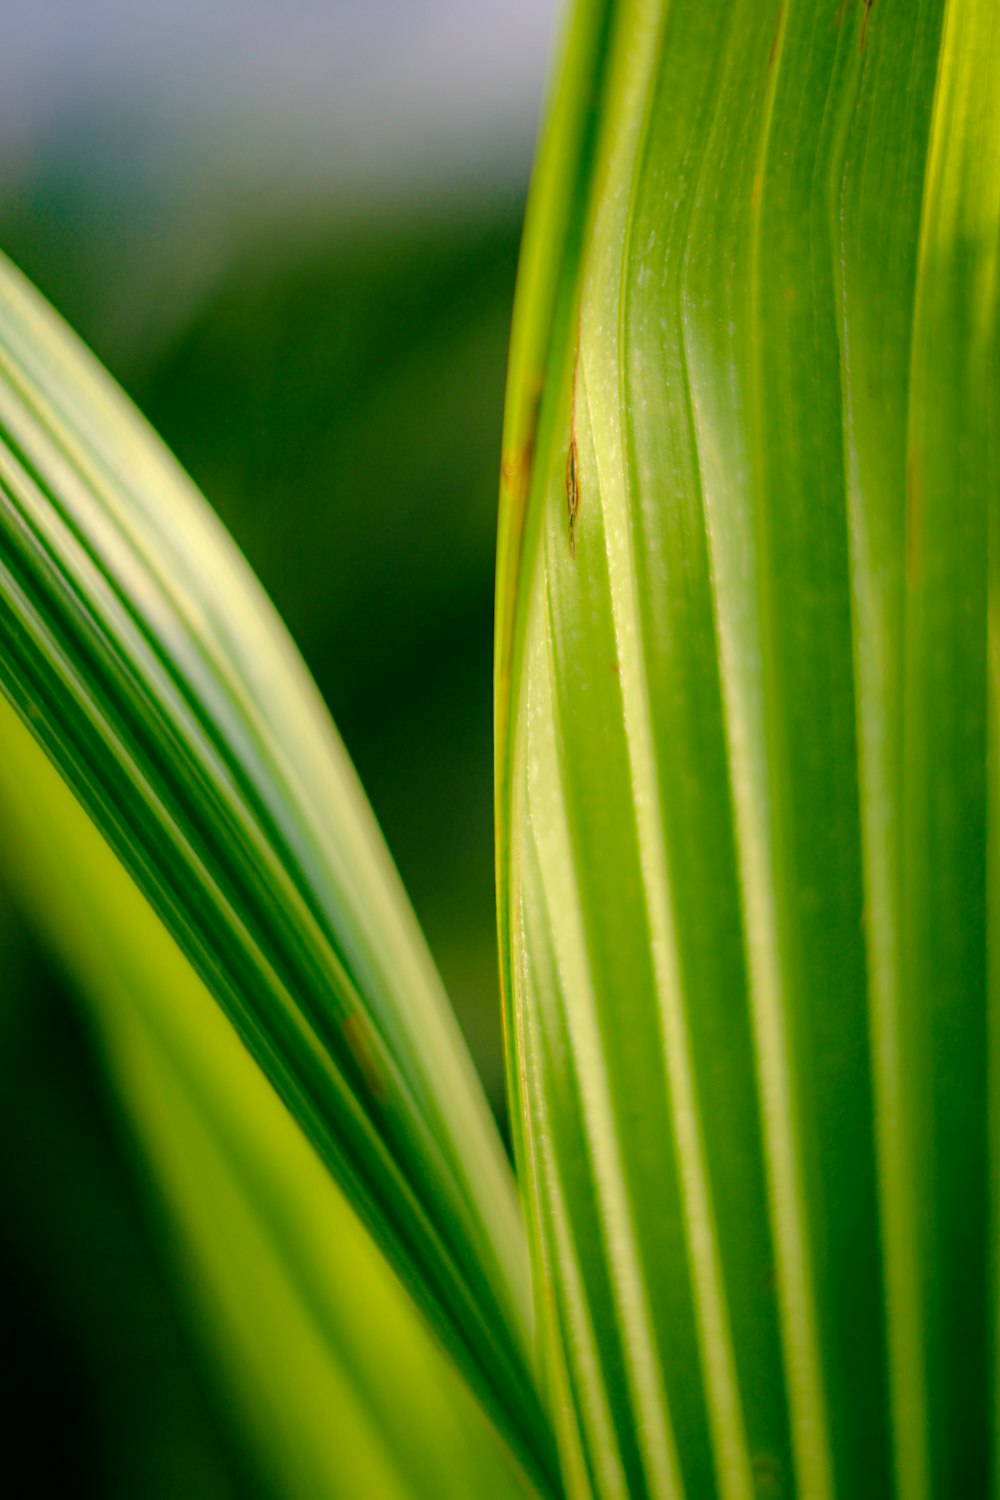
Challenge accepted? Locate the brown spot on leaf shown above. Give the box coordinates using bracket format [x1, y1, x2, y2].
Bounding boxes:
[500, 381, 542, 510]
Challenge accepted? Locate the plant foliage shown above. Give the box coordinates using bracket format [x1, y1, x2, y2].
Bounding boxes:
[1, 1, 999, 1498]
[496, 1, 999, 1496]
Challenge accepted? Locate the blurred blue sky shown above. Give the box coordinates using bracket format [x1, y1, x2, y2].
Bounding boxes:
[0, 0, 563, 364]
[0, 0, 561, 204]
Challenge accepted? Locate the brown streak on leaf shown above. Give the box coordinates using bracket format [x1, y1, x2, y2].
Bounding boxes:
[565, 438, 579, 559]
[342, 1013, 387, 1104]
[860, 0, 873, 51]
[566, 345, 580, 559]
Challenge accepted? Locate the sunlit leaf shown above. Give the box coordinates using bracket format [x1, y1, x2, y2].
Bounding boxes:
[0, 251, 555, 1491]
[0, 693, 537, 1500]
[497, 1, 1000, 1496]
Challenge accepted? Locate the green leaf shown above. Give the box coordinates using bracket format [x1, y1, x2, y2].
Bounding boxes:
[0, 251, 555, 1491]
[497, 1, 1000, 1496]
[0, 692, 537, 1500]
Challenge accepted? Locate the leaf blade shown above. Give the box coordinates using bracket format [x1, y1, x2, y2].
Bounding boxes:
[0, 690, 540, 1500]
[0, 250, 556, 1490]
[499, 1, 1000, 1495]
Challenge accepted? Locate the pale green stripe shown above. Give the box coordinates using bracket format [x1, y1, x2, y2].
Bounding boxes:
[523, 597, 684, 1500]
[835, 116, 930, 1500]
[722, 6, 835, 1494]
[520, 975, 628, 1500]
[909, 3, 1000, 1495]
[578, 342, 754, 1500]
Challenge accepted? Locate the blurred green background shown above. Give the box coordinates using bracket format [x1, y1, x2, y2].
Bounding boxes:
[0, 3, 557, 1492]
